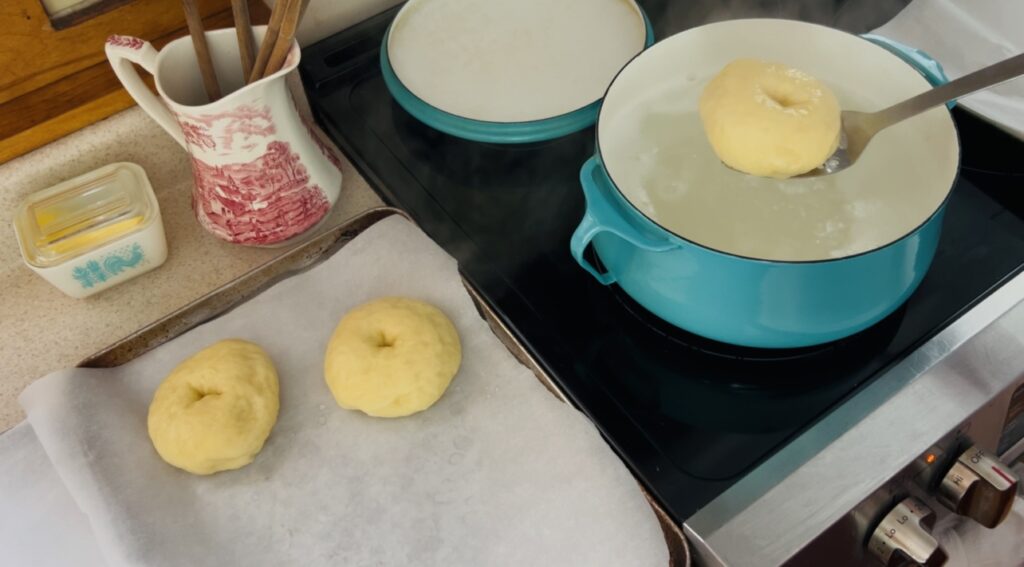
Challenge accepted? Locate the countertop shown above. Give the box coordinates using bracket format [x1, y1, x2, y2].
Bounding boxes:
[0, 103, 383, 432]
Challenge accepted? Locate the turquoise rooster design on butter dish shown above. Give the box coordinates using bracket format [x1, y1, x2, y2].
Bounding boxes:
[71, 243, 146, 289]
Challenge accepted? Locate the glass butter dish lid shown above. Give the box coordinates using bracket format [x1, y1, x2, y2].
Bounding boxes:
[13, 162, 167, 299]
[15, 162, 160, 268]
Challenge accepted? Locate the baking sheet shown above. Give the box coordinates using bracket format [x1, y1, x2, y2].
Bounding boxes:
[19, 215, 669, 566]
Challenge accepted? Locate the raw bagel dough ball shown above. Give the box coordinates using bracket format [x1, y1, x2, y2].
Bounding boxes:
[147, 339, 280, 475]
[324, 297, 461, 418]
[699, 59, 841, 179]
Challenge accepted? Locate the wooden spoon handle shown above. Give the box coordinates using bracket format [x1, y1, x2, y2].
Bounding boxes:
[262, 0, 303, 77]
[231, 0, 257, 79]
[181, 0, 221, 101]
[249, 0, 288, 82]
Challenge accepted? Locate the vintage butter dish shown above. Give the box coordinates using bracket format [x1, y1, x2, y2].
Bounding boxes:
[13, 162, 167, 298]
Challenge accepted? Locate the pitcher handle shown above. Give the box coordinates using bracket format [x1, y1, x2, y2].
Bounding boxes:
[105, 35, 186, 148]
[570, 156, 678, 285]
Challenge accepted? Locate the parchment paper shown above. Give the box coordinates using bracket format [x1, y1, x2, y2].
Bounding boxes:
[19, 216, 668, 567]
[873, 0, 1024, 139]
[0, 422, 105, 566]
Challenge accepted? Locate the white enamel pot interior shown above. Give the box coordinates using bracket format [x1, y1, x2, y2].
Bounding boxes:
[596, 18, 960, 263]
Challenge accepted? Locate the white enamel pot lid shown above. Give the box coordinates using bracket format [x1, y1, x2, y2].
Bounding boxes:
[597, 19, 960, 262]
[386, 0, 648, 123]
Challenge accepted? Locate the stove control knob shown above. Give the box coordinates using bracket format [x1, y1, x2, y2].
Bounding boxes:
[868, 497, 947, 566]
[937, 445, 1019, 528]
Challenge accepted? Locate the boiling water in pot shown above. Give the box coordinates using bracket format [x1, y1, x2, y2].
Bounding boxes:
[600, 76, 952, 262]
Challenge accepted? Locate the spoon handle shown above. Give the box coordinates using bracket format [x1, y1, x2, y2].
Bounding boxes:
[873, 52, 1024, 129]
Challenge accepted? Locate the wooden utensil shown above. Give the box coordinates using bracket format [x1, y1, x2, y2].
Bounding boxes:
[181, 0, 222, 101]
[248, 0, 288, 82]
[231, 0, 257, 79]
[262, 0, 303, 77]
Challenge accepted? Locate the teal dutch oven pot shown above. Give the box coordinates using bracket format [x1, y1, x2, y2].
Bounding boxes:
[571, 20, 960, 349]
[381, 0, 655, 144]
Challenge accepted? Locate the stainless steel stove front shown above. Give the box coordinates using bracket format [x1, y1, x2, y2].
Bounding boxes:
[684, 270, 1024, 566]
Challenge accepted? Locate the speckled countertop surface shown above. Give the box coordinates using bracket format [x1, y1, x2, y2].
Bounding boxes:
[0, 105, 383, 432]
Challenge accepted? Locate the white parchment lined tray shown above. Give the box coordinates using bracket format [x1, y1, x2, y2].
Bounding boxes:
[19, 215, 669, 567]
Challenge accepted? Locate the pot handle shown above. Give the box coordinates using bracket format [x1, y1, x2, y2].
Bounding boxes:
[570, 156, 678, 286]
[860, 34, 956, 108]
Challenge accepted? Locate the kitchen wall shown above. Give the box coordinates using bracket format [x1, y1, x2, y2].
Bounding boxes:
[274, 0, 403, 46]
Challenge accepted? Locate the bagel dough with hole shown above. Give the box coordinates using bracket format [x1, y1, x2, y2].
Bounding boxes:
[699, 59, 841, 179]
[147, 339, 280, 475]
[324, 297, 461, 418]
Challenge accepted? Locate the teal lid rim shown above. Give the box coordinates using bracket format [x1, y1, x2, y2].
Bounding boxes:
[380, 4, 656, 144]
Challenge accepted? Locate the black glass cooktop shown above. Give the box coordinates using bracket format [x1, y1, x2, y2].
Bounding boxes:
[301, 1, 1024, 522]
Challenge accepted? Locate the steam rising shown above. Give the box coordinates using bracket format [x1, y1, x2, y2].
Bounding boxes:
[645, 0, 911, 35]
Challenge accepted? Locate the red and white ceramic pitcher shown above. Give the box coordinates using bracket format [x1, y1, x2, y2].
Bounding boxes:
[106, 28, 342, 246]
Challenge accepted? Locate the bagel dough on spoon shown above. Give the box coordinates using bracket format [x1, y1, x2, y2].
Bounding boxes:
[147, 340, 280, 475]
[699, 59, 841, 179]
[324, 297, 461, 418]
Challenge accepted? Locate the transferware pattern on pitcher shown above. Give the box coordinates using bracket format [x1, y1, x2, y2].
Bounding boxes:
[106, 28, 343, 246]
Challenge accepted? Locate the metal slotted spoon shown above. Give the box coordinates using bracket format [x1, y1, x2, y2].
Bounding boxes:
[805, 52, 1024, 177]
